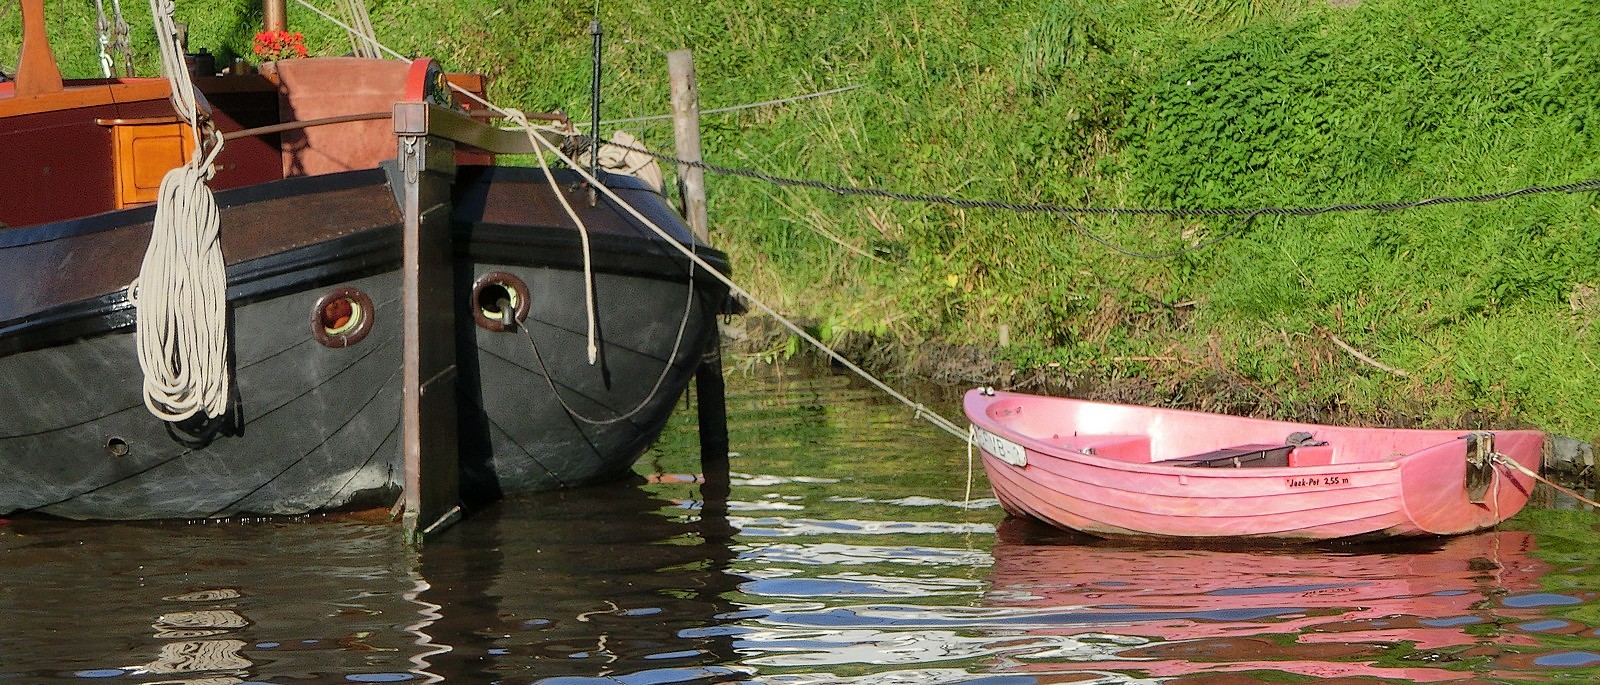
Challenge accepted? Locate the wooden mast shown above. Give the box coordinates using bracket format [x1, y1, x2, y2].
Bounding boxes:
[15, 0, 64, 97]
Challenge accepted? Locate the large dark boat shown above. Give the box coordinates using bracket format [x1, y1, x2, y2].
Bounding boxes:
[0, 0, 729, 529]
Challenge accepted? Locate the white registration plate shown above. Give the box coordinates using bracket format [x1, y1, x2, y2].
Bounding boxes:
[974, 428, 1027, 467]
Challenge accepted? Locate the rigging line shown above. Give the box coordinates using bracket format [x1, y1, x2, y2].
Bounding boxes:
[94, 0, 113, 78]
[595, 136, 1600, 218]
[291, 0, 544, 128]
[292, 0, 854, 142]
[587, 2, 602, 182]
[512, 268, 696, 427]
[110, 0, 133, 77]
[584, 85, 867, 127]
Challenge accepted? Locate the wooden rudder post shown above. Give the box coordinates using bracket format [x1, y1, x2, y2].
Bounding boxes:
[394, 101, 462, 543]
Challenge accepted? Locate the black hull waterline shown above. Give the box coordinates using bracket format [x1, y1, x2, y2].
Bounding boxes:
[0, 167, 729, 520]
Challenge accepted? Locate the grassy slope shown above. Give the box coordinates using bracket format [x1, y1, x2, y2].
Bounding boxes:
[7, 0, 1600, 439]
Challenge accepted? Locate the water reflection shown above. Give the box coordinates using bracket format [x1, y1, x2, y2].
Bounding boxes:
[416, 478, 747, 684]
[978, 517, 1564, 683]
[0, 518, 418, 682]
[0, 478, 745, 684]
[139, 590, 254, 684]
[10, 363, 1600, 683]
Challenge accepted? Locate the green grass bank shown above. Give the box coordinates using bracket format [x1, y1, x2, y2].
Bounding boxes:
[8, 0, 1600, 440]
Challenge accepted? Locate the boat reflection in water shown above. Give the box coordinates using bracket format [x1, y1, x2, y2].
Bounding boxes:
[983, 517, 1563, 683]
[0, 478, 745, 684]
[413, 478, 747, 683]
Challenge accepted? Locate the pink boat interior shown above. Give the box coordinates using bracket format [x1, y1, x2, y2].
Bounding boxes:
[977, 391, 1523, 469]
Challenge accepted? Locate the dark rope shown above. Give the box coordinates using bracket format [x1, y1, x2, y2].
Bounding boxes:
[589, 135, 1600, 259]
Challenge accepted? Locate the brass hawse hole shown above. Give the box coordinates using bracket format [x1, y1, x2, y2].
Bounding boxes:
[472, 271, 530, 332]
[312, 287, 375, 348]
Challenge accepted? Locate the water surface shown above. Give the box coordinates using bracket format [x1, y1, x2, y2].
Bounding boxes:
[5, 363, 1600, 684]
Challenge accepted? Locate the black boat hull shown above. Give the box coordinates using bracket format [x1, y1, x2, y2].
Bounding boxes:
[0, 168, 728, 520]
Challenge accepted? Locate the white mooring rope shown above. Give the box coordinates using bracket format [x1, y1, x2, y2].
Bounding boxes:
[130, 0, 230, 422]
[1493, 453, 1600, 509]
[295, 0, 974, 442]
[524, 134, 973, 441]
[508, 108, 601, 365]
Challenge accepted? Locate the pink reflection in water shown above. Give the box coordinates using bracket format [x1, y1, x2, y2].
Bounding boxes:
[985, 518, 1566, 682]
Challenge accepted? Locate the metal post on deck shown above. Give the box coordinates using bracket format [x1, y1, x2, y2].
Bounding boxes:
[669, 50, 731, 526]
[263, 0, 288, 33]
[394, 102, 462, 543]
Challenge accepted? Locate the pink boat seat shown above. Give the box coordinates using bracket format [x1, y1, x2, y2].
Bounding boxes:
[1042, 434, 1153, 463]
[1163, 444, 1293, 468]
[1157, 433, 1335, 469]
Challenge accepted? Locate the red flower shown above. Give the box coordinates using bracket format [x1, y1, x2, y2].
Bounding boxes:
[253, 30, 308, 60]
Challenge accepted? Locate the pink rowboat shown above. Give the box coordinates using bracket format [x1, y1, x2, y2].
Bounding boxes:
[964, 388, 1545, 541]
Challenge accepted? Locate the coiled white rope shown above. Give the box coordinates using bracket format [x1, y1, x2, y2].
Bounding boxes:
[130, 0, 230, 422]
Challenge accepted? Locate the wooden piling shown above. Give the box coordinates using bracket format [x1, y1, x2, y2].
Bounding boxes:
[669, 50, 731, 525]
[394, 104, 462, 543]
[668, 50, 709, 243]
[696, 343, 733, 538]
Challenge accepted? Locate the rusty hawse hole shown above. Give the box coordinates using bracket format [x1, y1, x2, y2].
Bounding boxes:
[472, 271, 530, 332]
[312, 287, 375, 348]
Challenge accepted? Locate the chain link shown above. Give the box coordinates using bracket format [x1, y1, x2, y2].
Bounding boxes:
[591, 135, 1600, 260]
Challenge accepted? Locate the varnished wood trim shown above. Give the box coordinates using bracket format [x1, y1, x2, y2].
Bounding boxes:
[0, 80, 170, 117]
[95, 116, 186, 127]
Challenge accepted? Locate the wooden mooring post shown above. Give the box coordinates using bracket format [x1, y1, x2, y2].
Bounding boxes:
[669, 50, 732, 526]
[669, 50, 709, 243]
